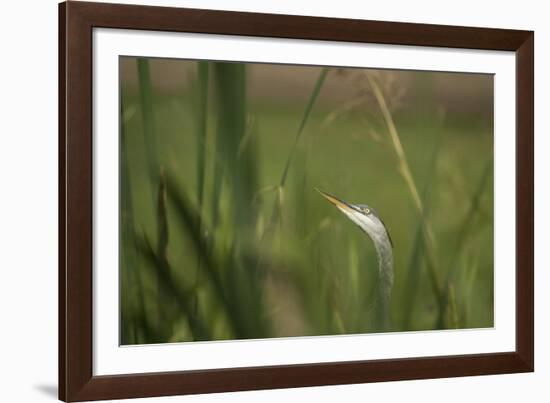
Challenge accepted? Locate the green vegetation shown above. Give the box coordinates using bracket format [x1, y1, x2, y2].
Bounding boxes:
[120, 58, 494, 345]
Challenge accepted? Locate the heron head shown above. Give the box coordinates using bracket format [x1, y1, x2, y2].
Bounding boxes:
[315, 188, 393, 247]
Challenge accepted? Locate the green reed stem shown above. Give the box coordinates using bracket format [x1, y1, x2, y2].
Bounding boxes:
[367, 73, 444, 310]
[280, 68, 328, 187]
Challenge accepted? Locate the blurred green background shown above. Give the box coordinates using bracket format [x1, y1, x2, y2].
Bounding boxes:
[120, 57, 494, 345]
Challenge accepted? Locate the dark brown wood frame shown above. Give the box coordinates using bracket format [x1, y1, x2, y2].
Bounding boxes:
[59, 1, 534, 401]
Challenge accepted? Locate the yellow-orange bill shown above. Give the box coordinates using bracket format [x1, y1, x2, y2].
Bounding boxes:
[315, 188, 353, 212]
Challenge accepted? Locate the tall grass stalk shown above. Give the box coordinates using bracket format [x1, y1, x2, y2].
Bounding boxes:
[211, 62, 270, 338]
[463, 251, 481, 325]
[444, 159, 492, 285]
[256, 68, 328, 269]
[213, 62, 257, 231]
[192, 62, 210, 316]
[448, 285, 460, 329]
[195, 62, 210, 212]
[136, 58, 164, 334]
[280, 68, 328, 187]
[269, 68, 328, 229]
[400, 131, 443, 329]
[437, 160, 492, 327]
[120, 92, 150, 344]
[136, 58, 160, 205]
[366, 73, 444, 312]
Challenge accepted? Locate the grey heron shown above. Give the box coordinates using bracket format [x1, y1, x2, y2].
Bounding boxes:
[316, 188, 394, 331]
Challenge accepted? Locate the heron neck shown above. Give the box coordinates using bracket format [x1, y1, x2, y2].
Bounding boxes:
[368, 230, 394, 330]
[373, 233, 393, 301]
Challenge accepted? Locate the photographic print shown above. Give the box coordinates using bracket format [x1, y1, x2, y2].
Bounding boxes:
[119, 57, 494, 345]
[59, 4, 533, 399]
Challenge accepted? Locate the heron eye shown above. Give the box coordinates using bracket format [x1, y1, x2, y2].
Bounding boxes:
[363, 207, 370, 214]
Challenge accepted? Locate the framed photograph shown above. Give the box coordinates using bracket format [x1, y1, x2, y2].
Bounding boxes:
[59, 1, 534, 401]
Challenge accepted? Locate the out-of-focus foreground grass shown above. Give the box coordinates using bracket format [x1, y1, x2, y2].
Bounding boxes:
[120, 58, 494, 345]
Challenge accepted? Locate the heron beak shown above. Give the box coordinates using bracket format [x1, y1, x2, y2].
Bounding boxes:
[315, 188, 356, 213]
